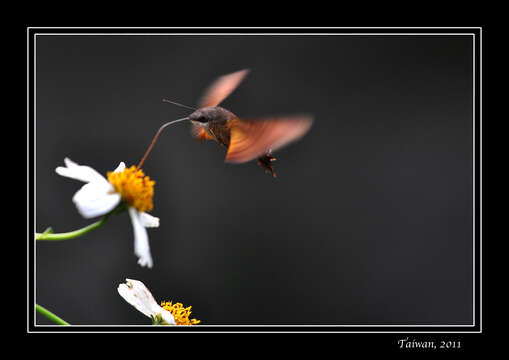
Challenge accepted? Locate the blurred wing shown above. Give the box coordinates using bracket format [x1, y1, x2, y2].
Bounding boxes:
[225, 116, 313, 163]
[198, 69, 250, 108]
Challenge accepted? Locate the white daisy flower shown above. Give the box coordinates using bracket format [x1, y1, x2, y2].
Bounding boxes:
[55, 157, 159, 268]
[117, 279, 200, 325]
[117, 279, 176, 325]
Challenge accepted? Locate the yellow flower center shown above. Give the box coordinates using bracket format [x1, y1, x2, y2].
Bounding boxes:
[107, 166, 155, 212]
[161, 301, 201, 325]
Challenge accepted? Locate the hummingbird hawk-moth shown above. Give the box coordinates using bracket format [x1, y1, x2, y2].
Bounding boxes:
[137, 69, 313, 177]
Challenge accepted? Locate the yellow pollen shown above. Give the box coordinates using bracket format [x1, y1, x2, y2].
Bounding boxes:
[161, 301, 201, 325]
[107, 166, 155, 212]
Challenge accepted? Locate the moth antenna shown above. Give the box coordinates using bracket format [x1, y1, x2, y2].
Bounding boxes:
[162, 98, 197, 111]
[136, 117, 189, 169]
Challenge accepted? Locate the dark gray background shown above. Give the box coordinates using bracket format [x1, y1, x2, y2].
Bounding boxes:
[35, 34, 473, 325]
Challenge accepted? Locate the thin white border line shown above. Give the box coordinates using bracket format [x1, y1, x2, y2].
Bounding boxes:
[33, 30, 37, 329]
[27, 26, 483, 29]
[33, 33, 476, 36]
[27, 27, 31, 333]
[479, 28, 483, 334]
[472, 34, 476, 327]
[30, 31, 480, 332]
[33, 324, 476, 327]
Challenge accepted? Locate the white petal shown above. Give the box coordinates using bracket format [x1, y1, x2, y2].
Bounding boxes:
[159, 309, 177, 325]
[55, 157, 108, 184]
[117, 278, 176, 325]
[64, 157, 79, 168]
[117, 281, 156, 318]
[128, 208, 154, 268]
[113, 162, 126, 173]
[72, 181, 121, 218]
[139, 212, 160, 228]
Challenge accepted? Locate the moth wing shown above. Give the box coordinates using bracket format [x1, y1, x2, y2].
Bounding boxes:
[198, 69, 250, 108]
[225, 115, 313, 163]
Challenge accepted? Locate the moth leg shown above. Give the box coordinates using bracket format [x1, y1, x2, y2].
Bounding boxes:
[257, 153, 277, 178]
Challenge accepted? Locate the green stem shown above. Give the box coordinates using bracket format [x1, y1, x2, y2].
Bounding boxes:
[35, 215, 109, 241]
[36, 304, 70, 325]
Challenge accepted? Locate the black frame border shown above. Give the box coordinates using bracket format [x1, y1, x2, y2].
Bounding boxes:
[27, 27, 483, 338]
